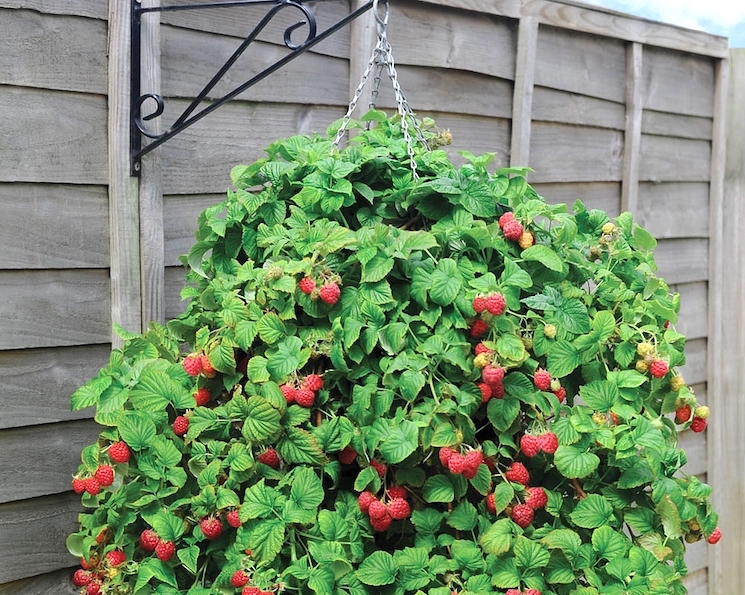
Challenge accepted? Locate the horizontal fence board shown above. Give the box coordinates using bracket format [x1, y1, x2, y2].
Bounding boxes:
[159, 0, 350, 59]
[0, 420, 101, 504]
[388, 1, 517, 80]
[534, 25, 626, 103]
[654, 238, 708, 285]
[0, 270, 111, 350]
[161, 25, 349, 106]
[682, 568, 707, 595]
[679, 337, 707, 386]
[165, 266, 193, 321]
[532, 86, 625, 130]
[0, 184, 109, 269]
[672, 282, 708, 341]
[643, 46, 716, 117]
[0, 0, 106, 19]
[684, 539, 709, 575]
[0, 568, 78, 595]
[639, 135, 711, 183]
[164, 194, 225, 266]
[636, 182, 710, 239]
[161, 101, 343, 195]
[641, 110, 713, 141]
[0, 492, 82, 584]
[679, 429, 708, 479]
[532, 181, 621, 216]
[528, 122, 624, 183]
[0, 87, 107, 185]
[0, 10, 107, 94]
[0, 345, 109, 430]
[425, 113, 511, 167]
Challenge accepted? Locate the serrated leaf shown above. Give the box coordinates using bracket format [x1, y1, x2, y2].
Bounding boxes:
[361, 252, 395, 283]
[277, 427, 326, 464]
[356, 551, 398, 586]
[117, 411, 157, 450]
[247, 355, 271, 383]
[257, 312, 286, 344]
[592, 526, 630, 561]
[500, 258, 533, 289]
[447, 501, 478, 531]
[248, 518, 285, 563]
[487, 396, 520, 432]
[496, 333, 526, 361]
[430, 259, 462, 306]
[570, 494, 613, 528]
[521, 244, 564, 272]
[290, 467, 325, 510]
[241, 396, 281, 443]
[579, 380, 619, 411]
[541, 529, 582, 561]
[591, 310, 616, 341]
[177, 545, 200, 575]
[554, 445, 600, 479]
[547, 340, 581, 378]
[479, 518, 514, 555]
[422, 475, 455, 503]
[514, 536, 550, 570]
[379, 420, 419, 464]
[490, 558, 520, 588]
[71, 375, 112, 410]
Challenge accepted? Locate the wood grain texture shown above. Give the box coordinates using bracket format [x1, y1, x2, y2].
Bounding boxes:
[427, 113, 511, 169]
[510, 17, 538, 167]
[0, 420, 101, 503]
[0, 88, 107, 185]
[678, 337, 706, 387]
[684, 538, 708, 574]
[654, 238, 708, 286]
[532, 181, 620, 216]
[0, 0, 106, 19]
[0, 184, 109, 269]
[0, 270, 111, 350]
[621, 43, 642, 214]
[682, 569, 707, 595]
[0, 568, 78, 595]
[531, 86, 625, 130]
[638, 135, 711, 183]
[671, 282, 708, 341]
[636, 182, 709, 239]
[0, 345, 109, 430]
[0, 492, 83, 583]
[164, 194, 225, 266]
[534, 24, 626, 103]
[641, 111, 713, 141]
[0, 9, 107, 93]
[165, 266, 194, 321]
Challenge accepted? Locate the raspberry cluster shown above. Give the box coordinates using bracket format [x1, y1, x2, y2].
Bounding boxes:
[520, 431, 559, 457]
[358, 488, 412, 532]
[439, 447, 484, 480]
[278, 373, 324, 408]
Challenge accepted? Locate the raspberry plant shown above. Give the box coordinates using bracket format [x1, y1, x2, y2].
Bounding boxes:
[68, 112, 718, 595]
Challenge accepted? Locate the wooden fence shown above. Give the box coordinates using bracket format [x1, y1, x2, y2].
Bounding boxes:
[0, 0, 738, 593]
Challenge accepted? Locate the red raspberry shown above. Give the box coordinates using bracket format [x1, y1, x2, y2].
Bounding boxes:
[280, 384, 296, 404]
[387, 497, 411, 520]
[473, 296, 487, 314]
[520, 434, 542, 458]
[299, 277, 316, 294]
[387, 486, 408, 501]
[358, 491, 376, 514]
[95, 465, 114, 487]
[319, 282, 341, 305]
[139, 529, 160, 551]
[498, 211, 514, 228]
[492, 383, 505, 399]
[72, 477, 86, 494]
[505, 461, 530, 485]
[439, 447, 456, 466]
[482, 364, 505, 387]
[478, 382, 492, 403]
[257, 448, 280, 469]
[503, 218, 524, 241]
[243, 588, 261, 595]
[506, 590, 521, 595]
[650, 359, 669, 379]
[707, 527, 722, 544]
[368, 499, 388, 520]
[86, 581, 102, 595]
[485, 493, 496, 514]
[511, 503, 535, 528]
[447, 453, 466, 475]
[485, 293, 506, 316]
[303, 374, 324, 391]
[173, 415, 189, 437]
[72, 569, 91, 587]
[194, 387, 211, 406]
[231, 570, 250, 588]
[155, 540, 175, 561]
[227, 509, 242, 528]
[474, 342, 493, 356]
[675, 404, 692, 424]
[370, 459, 387, 478]
[338, 445, 357, 465]
[80, 555, 98, 570]
[200, 516, 223, 540]
[524, 590, 542, 595]
[182, 354, 202, 377]
[295, 388, 315, 408]
[534, 369, 552, 391]
[463, 450, 484, 478]
[691, 417, 707, 433]
[539, 431, 559, 454]
[554, 387, 566, 403]
[108, 441, 130, 464]
[370, 511, 393, 532]
[200, 354, 217, 378]
[106, 549, 126, 567]
[470, 318, 489, 338]
[525, 486, 548, 509]
[95, 528, 107, 544]
[84, 477, 101, 495]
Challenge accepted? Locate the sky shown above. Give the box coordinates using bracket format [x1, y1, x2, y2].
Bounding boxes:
[581, 0, 745, 47]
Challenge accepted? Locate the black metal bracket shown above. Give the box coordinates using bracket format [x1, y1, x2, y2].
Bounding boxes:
[130, 0, 375, 175]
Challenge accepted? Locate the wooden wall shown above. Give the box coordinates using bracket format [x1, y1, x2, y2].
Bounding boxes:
[0, 0, 732, 593]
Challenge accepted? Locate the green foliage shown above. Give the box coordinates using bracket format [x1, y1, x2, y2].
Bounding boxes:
[68, 113, 716, 595]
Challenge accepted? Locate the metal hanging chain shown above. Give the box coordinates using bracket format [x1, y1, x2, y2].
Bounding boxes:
[333, 0, 429, 177]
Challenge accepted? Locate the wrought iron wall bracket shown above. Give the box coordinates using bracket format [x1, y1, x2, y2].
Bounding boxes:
[130, 0, 375, 175]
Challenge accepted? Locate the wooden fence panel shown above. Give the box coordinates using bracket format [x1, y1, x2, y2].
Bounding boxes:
[0, 568, 78, 595]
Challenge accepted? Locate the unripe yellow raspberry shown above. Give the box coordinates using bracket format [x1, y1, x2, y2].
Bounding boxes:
[685, 531, 702, 543]
[592, 412, 606, 425]
[601, 222, 616, 235]
[670, 375, 685, 392]
[635, 359, 648, 373]
[543, 324, 557, 339]
[694, 405, 710, 420]
[637, 342, 654, 357]
[521, 336, 533, 350]
[687, 519, 701, 532]
[550, 378, 561, 392]
[473, 353, 491, 369]
[518, 231, 535, 249]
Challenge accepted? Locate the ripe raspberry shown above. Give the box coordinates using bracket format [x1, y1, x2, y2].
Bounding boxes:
[108, 441, 130, 464]
[675, 404, 692, 424]
[200, 516, 224, 540]
[473, 296, 487, 313]
[280, 383, 297, 404]
[650, 359, 669, 379]
[439, 447, 457, 466]
[183, 354, 203, 377]
[257, 448, 280, 469]
[86, 581, 102, 595]
[95, 528, 107, 544]
[518, 231, 535, 249]
[485, 493, 496, 514]
[80, 555, 98, 570]
[227, 509, 242, 528]
[463, 450, 484, 477]
[194, 387, 211, 406]
[387, 497, 411, 520]
[511, 503, 535, 528]
[338, 445, 357, 465]
[492, 383, 505, 399]
[503, 218, 524, 241]
[474, 342, 493, 356]
[525, 486, 548, 509]
[543, 324, 557, 339]
[200, 354, 217, 379]
[524, 590, 542, 595]
[691, 417, 707, 433]
[482, 364, 505, 386]
[72, 569, 91, 587]
[243, 588, 261, 595]
[368, 499, 388, 520]
[520, 434, 542, 458]
[319, 282, 341, 305]
[370, 459, 387, 478]
[231, 570, 250, 588]
[387, 486, 408, 501]
[95, 465, 114, 487]
[485, 293, 506, 316]
[505, 461, 530, 485]
[694, 405, 710, 420]
[139, 529, 160, 551]
[448, 453, 466, 475]
[173, 415, 189, 437]
[534, 369, 552, 391]
[470, 318, 489, 338]
[670, 375, 686, 391]
[498, 211, 514, 228]
[106, 549, 126, 567]
[539, 431, 559, 454]
[299, 277, 316, 294]
[72, 477, 86, 494]
[553, 387, 566, 403]
[506, 591, 521, 595]
[155, 540, 175, 562]
[370, 511, 393, 532]
[707, 527, 722, 544]
[295, 388, 315, 408]
[84, 477, 101, 495]
[478, 382, 492, 403]
[358, 491, 377, 514]
[303, 374, 323, 391]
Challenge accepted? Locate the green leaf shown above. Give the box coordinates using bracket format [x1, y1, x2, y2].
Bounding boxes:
[556, 299, 591, 334]
[71, 375, 112, 410]
[591, 310, 616, 341]
[241, 396, 281, 443]
[356, 551, 398, 586]
[547, 340, 581, 378]
[579, 381, 620, 411]
[241, 480, 277, 520]
[496, 334, 526, 361]
[500, 258, 533, 289]
[521, 244, 564, 272]
[633, 224, 657, 251]
[152, 511, 185, 541]
[379, 420, 419, 463]
[267, 336, 309, 379]
[361, 252, 395, 283]
[290, 467, 325, 510]
[277, 427, 326, 464]
[479, 518, 514, 555]
[514, 536, 550, 570]
[487, 396, 521, 432]
[117, 411, 157, 450]
[570, 494, 614, 528]
[656, 494, 684, 538]
[541, 529, 582, 561]
[554, 445, 600, 479]
[491, 481, 514, 514]
[257, 312, 286, 344]
[207, 340, 236, 374]
[248, 518, 285, 563]
[451, 539, 485, 572]
[447, 501, 478, 531]
[234, 320, 258, 351]
[490, 558, 520, 588]
[592, 526, 630, 561]
[422, 475, 455, 503]
[430, 259, 463, 306]
[247, 356, 271, 383]
[177, 545, 200, 575]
